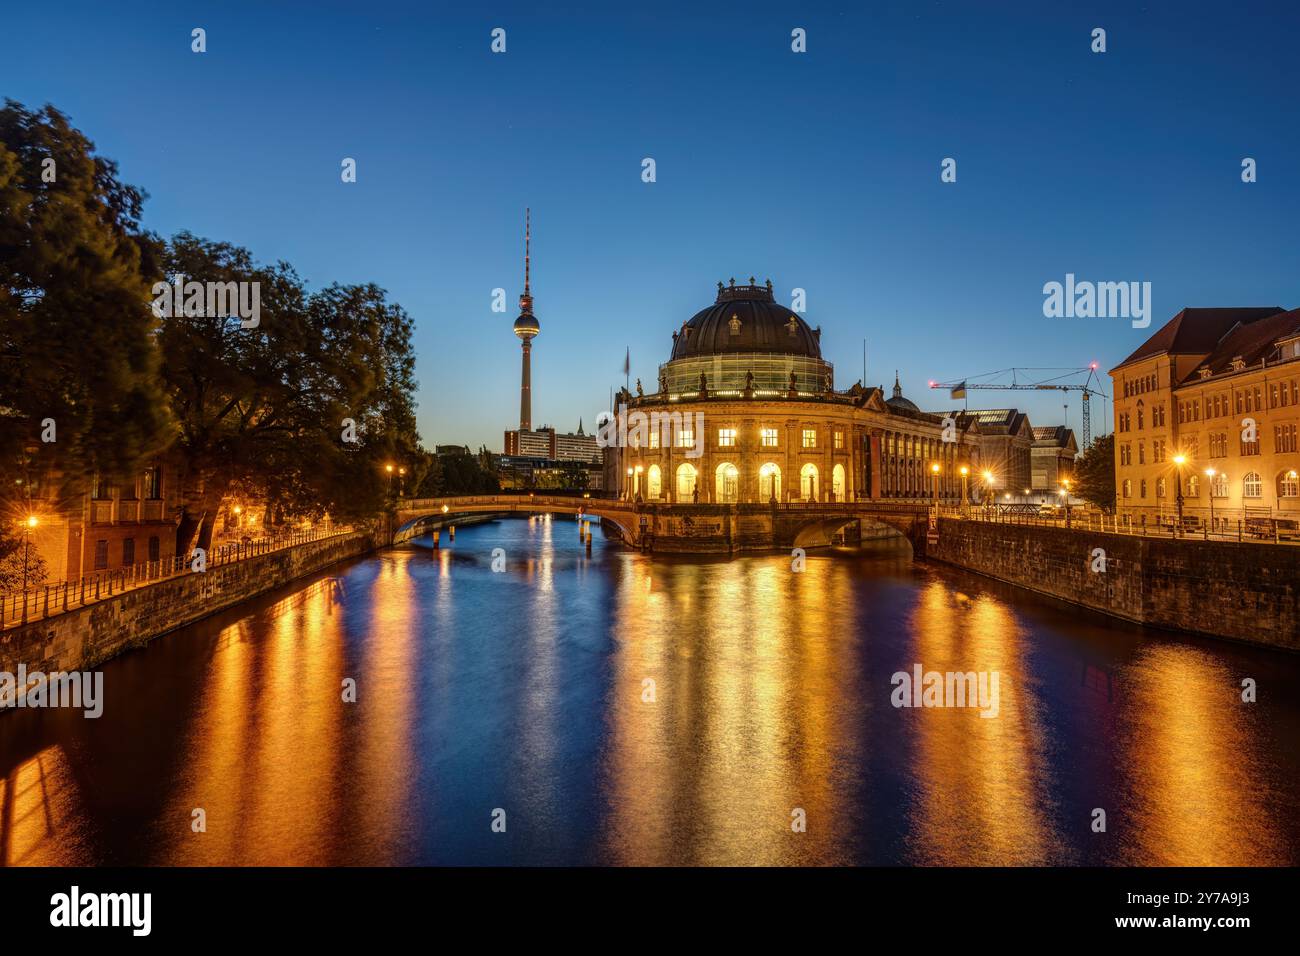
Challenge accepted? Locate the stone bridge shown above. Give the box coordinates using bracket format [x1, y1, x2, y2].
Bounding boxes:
[393, 495, 933, 556]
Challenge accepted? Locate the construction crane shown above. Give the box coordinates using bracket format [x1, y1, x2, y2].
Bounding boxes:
[927, 365, 1109, 448]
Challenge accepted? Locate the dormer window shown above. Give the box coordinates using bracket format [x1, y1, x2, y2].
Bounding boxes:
[1197, 367, 1212, 379]
[786, 316, 798, 336]
[1230, 356, 1246, 372]
[729, 313, 741, 335]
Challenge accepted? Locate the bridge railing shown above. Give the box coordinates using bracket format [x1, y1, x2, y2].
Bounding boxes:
[400, 495, 930, 515]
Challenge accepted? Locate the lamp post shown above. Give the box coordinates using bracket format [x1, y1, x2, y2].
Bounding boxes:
[1205, 467, 1216, 534]
[398, 467, 406, 497]
[385, 463, 394, 496]
[626, 467, 634, 501]
[20, 515, 37, 624]
[930, 462, 940, 512]
[982, 470, 995, 510]
[1060, 477, 1072, 528]
[959, 465, 969, 515]
[1172, 454, 1186, 535]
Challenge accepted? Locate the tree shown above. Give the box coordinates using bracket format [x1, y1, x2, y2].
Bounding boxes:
[156, 234, 422, 553]
[0, 535, 48, 592]
[0, 100, 171, 557]
[1073, 433, 1116, 513]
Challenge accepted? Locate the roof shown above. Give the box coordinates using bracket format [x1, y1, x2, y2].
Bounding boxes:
[670, 281, 822, 360]
[1112, 307, 1285, 371]
[1188, 307, 1300, 380]
[885, 372, 919, 412]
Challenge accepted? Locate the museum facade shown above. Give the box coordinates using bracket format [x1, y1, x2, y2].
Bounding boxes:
[608, 279, 992, 505]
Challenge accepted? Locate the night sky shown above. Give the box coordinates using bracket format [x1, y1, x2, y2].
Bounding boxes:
[4, 0, 1297, 448]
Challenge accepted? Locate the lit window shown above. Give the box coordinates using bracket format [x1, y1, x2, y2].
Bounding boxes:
[1243, 472, 1262, 498]
[833, 430, 844, 449]
[802, 429, 816, 449]
[677, 429, 694, 448]
[649, 428, 660, 449]
[718, 428, 736, 447]
[1156, 477, 1166, 498]
[1281, 474, 1299, 498]
[761, 428, 778, 447]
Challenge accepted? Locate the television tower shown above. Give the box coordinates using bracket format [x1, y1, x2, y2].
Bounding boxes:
[513, 208, 540, 430]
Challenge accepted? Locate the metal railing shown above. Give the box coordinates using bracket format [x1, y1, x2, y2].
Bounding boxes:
[1, 526, 353, 629]
[944, 505, 1300, 545]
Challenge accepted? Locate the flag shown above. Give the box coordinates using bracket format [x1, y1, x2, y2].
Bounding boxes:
[950, 381, 967, 400]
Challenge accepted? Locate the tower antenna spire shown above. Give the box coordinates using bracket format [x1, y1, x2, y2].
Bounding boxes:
[512, 208, 540, 431]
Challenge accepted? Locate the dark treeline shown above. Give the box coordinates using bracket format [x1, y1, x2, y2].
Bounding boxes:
[0, 100, 426, 558]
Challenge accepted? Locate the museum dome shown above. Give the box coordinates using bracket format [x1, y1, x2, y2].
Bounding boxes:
[670, 279, 822, 361]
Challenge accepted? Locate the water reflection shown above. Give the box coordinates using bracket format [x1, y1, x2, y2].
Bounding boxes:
[0, 517, 1296, 866]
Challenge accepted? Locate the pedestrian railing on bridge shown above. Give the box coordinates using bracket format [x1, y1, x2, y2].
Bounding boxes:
[0, 525, 354, 630]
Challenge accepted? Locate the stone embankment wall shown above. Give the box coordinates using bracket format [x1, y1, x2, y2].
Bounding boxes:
[1, 531, 376, 677]
[928, 518, 1298, 650]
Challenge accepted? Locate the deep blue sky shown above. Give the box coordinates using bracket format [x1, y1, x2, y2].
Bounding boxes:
[5, 1, 1298, 449]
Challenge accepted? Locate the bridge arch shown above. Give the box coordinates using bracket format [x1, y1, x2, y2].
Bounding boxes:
[789, 513, 921, 554]
[393, 495, 640, 545]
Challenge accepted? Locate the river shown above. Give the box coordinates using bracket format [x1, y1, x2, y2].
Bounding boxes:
[2, 515, 1296, 866]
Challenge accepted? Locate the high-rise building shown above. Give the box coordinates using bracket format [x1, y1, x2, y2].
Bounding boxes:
[513, 208, 540, 430]
[503, 422, 601, 463]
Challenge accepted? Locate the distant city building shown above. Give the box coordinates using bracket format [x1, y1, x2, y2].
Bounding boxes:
[1031, 425, 1079, 492]
[502, 423, 600, 462]
[434, 444, 472, 457]
[503, 429, 551, 458]
[497, 454, 601, 491]
[925, 409, 1077, 498]
[1111, 306, 1300, 524]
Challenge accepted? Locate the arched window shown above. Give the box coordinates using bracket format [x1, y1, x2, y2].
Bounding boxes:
[1243, 472, 1262, 498]
[1279, 471, 1299, 498]
[715, 462, 739, 503]
[675, 463, 697, 501]
[800, 463, 819, 501]
[646, 464, 662, 500]
[832, 463, 846, 501]
[759, 462, 782, 502]
[1187, 474, 1199, 497]
[1211, 472, 1228, 498]
[1156, 477, 1166, 498]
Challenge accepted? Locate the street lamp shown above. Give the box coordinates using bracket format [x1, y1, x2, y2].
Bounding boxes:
[626, 466, 634, 501]
[1172, 454, 1186, 535]
[398, 466, 406, 497]
[982, 469, 995, 509]
[385, 463, 394, 496]
[930, 462, 940, 511]
[959, 465, 969, 514]
[1204, 467, 1216, 532]
[1060, 477, 1072, 527]
[20, 515, 37, 624]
